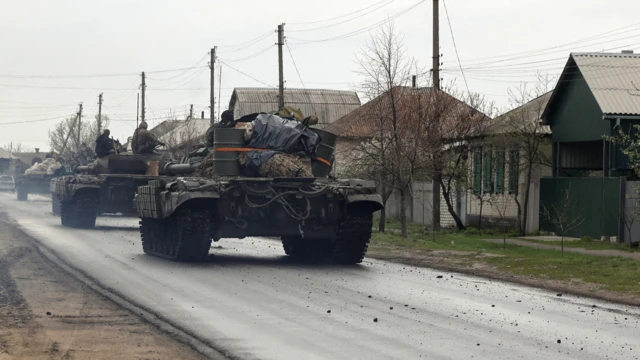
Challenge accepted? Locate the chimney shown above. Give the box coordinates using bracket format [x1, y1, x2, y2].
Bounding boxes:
[35, 148, 39, 153]
[201, 111, 204, 119]
[622, 50, 634, 54]
[412, 75, 417, 88]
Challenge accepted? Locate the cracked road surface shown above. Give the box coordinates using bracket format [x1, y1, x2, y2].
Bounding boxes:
[1, 192, 639, 360]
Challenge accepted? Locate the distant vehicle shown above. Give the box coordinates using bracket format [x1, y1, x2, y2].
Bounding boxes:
[53, 152, 192, 228]
[0, 175, 15, 192]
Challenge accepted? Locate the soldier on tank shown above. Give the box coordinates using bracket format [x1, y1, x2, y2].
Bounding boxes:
[131, 122, 165, 154]
[205, 110, 235, 147]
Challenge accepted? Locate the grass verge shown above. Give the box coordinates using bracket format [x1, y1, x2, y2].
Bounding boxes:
[519, 237, 640, 252]
[369, 219, 640, 299]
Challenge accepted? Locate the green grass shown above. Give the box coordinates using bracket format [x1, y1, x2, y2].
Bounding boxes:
[519, 237, 640, 253]
[370, 219, 640, 296]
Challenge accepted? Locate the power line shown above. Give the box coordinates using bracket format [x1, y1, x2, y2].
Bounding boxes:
[285, 40, 316, 114]
[288, 0, 391, 25]
[217, 30, 274, 48]
[0, 114, 71, 126]
[0, 65, 207, 80]
[218, 60, 275, 88]
[288, 0, 425, 44]
[442, 0, 469, 94]
[221, 44, 274, 63]
[147, 53, 209, 81]
[219, 32, 274, 54]
[288, 0, 394, 32]
[458, 22, 640, 65]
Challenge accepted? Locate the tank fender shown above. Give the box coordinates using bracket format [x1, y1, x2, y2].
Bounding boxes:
[346, 194, 383, 216]
[163, 191, 220, 218]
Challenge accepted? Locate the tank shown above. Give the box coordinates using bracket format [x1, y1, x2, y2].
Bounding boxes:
[134, 125, 384, 265]
[16, 164, 73, 203]
[53, 153, 194, 229]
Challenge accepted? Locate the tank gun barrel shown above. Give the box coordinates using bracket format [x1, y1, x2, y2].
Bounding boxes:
[164, 163, 195, 176]
[74, 165, 95, 174]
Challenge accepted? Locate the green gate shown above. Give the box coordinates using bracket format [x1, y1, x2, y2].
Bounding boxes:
[539, 177, 621, 238]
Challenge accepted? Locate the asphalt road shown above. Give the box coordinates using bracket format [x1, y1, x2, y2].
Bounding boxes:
[1, 192, 639, 360]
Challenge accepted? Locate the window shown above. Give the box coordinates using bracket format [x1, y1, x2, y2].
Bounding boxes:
[483, 149, 493, 194]
[495, 149, 505, 194]
[509, 150, 520, 194]
[473, 149, 482, 195]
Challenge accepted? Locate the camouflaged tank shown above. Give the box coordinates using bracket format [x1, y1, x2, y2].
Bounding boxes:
[134, 127, 383, 265]
[54, 153, 193, 229]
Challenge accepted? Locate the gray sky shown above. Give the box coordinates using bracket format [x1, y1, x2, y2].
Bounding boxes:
[0, 0, 638, 151]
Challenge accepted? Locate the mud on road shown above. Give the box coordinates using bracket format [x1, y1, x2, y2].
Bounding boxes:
[0, 213, 207, 360]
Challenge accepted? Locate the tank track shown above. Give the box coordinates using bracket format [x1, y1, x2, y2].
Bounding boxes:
[331, 214, 373, 264]
[139, 208, 212, 262]
[51, 193, 61, 215]
[16, 187, 27, 201]
[60, 196, 97, 229]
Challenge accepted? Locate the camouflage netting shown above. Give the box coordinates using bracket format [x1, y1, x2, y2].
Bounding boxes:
[25, 158, 62, 175]
[240, 153, 312, 178]
[193, 153, 214, 177]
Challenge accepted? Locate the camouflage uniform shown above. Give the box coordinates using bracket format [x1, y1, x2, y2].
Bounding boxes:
[131, 122, 163, 154]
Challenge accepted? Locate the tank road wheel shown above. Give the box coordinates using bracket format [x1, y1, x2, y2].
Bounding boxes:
[51, 193, 61, 215]
[60, 194, 97, 229]
[331, 213, 373, 264]
[16, 187, 27, 201]
[140, 208, 212, 262]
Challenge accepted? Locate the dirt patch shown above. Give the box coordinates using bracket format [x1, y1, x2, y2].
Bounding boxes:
[367, 244, 640, 307]
[0, 215, 207, 360]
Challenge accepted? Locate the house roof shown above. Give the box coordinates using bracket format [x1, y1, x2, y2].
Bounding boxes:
[543, 52, 640, 119]
[324, 86, 489, 139]
[228, 87, 361, 128]
[149, 120, 185, 138]
[489, 91, 552, 135]
[0, 147, 16, 159]
[159, 119, 209, 148]
[12, 151, 47, 165]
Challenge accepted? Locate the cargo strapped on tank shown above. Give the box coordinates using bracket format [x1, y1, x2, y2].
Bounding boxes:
[213, 147, 331, 166]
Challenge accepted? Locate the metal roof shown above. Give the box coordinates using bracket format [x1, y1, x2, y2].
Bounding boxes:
[489, 91, 552, 135]
[0, 147, 15, 159]
[545, 52, 640, 118]
[158, 119, 209, 148]
[228, 87, 361, 128]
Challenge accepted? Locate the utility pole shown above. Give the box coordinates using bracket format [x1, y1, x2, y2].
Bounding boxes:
[141, 72, 146, 124]
[97, 93, 103, 134]
[77, 103, 83, 147]
[432, 0, 441, 233]
[189, 104, 194, 120]
[277, 23, 285, 109]
[218, 65, 222, 121]
[210, 47, 217, 125]
[432, 0, 440, 91]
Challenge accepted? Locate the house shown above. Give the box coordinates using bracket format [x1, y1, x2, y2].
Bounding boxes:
[465, 91, 553, 233]
[10, 148, 48, 175]
[325, 86, 488, 228]
[228, 88, 361, 128]
[123, 120, 185, 151]
[541, 50, 640, 241]
[0, 147, 15, 174]
[158, 119, 211, 159]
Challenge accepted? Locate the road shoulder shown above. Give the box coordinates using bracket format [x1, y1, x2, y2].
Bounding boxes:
[0, 213, 208, 360]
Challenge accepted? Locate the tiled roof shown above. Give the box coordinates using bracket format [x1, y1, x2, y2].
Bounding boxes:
[324, 87, 489, 139]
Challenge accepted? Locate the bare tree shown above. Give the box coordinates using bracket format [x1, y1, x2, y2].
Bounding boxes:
[48, 114, 110, 158]
[2, 142, 31, 153]
[487, 192, 516, 249]
[352, 21, 422, 238]
[542, 184, 585, 255]
[162, 110, 204, 161]
[491, 74, 553, 236]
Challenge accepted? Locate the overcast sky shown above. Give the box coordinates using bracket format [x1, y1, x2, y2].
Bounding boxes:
[0, 0, 638, 151]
